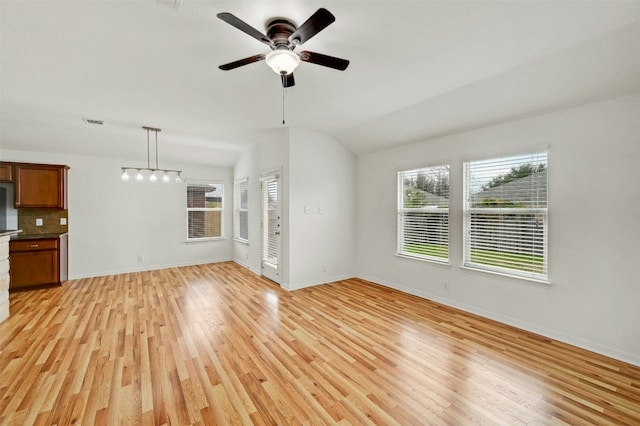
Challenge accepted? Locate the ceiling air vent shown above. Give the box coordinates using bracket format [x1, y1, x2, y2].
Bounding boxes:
[157, 0, 183, 10]
[82, 118, 104, 125]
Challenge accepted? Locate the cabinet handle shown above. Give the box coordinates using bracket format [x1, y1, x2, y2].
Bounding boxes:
[28, 244, 39, 248]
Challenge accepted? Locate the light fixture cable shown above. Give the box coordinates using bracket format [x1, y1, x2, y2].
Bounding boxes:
[155, 128, 159, 169]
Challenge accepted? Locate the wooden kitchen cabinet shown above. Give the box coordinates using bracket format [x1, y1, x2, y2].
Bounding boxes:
[9, 234, 68, 290]
[0, 162, 12, 182]
[14, 163, 69, 209]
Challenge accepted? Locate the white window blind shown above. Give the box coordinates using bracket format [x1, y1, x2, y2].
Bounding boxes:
[186, 181, 223, 240]
[397, 165, 449, 262]
[234, 179, 249, 242]
[261, 175, 279, 267]
[463, 152, 548, 281]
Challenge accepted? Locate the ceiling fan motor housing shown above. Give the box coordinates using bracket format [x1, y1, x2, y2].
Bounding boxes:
[266, 19, 298, 48]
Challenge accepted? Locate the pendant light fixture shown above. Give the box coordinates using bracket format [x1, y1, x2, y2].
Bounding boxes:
[121, 126, 182, 183]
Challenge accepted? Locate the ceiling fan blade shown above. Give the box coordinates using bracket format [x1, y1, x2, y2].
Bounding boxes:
[281, 73, 295, 88]
[217, 13, 273, 47]
[289, 8, 335, 46]
[299, 51, 349, 71]
[219, 54, 266, 71]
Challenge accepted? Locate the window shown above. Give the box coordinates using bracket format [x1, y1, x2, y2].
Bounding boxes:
[397, 165, 450, 262]
[186, 181, 224, 240]
[463, 152, 548, 281]
[234, 178, 249, 242]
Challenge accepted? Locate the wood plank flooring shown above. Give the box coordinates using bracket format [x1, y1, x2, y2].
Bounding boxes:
[0, 261, 639, 425]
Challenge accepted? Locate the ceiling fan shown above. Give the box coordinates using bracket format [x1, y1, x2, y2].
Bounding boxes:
[217, 8, 350, 87]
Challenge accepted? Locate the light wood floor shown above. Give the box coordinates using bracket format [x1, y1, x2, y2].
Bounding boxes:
[0, 262, 638, 425]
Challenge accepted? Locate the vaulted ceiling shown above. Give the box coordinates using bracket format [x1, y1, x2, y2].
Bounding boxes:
[1, 1, 639, 167]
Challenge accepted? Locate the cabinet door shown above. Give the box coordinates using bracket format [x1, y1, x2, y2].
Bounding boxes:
[9, 250, 59, 288]
[14, 164, 67, 208]
[0, 162, 12, 182]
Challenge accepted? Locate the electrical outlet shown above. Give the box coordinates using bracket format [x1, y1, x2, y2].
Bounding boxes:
[137, 255, 144, 262]
[35, 218, 43, 226]
[443, 281, 450, 291]
[322, 264, 327, 272]
[60, 217, 67, 225]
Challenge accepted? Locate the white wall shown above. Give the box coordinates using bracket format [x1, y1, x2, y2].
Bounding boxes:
[288, 128, 356, 289]
[233, 132, 290, 281]
[0, 149, 234, 278]
[356, 94, 640, 365]
[232, 128, 356, 290]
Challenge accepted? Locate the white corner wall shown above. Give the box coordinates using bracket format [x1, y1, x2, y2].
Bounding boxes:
[233, 128, 356, 290]
[288, 128, 356, 289]
[356, 94, 640, 366]
[0, 149, 234, 278]
[233, 132, 290, 282]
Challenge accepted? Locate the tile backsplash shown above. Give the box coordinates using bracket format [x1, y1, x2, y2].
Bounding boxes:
[18, 209, 68, 235]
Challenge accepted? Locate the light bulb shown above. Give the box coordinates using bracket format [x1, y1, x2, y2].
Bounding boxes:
[121, 170, 130, 182]
[149, 171, 157, 182]
[136, 170, 144, 182]
[175, 173, 182, 183]
[162, 172, 170, 183]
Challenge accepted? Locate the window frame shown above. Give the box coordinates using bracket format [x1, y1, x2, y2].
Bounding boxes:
[397, 164, 450, 264]
[234, 178, 249, 243]
[185, 180, 224, 242]
[462, 152, 548, 282]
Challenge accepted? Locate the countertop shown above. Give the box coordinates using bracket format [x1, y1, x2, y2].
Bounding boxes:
[0, 229, 22, 238]
[10, 232, 67, 241]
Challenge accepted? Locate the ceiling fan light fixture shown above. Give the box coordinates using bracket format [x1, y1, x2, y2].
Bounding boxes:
[265, 49, 300, 75]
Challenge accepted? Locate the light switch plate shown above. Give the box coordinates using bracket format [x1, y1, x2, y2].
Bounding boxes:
[35, 218, 43, 226]
[60, 218, 67, 225]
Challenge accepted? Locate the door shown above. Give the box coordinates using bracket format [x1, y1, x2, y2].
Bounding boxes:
[261, 173, 281, 283]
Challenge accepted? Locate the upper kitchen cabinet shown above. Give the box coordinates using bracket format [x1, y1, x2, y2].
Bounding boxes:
[0, 162, 12, 182]
[14, 163, 69, 209]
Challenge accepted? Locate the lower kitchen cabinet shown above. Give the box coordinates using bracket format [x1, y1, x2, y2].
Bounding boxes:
[9, 234, 68, 289]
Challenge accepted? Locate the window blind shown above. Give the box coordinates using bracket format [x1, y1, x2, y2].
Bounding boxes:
[261, 176, 279, 267]
[186, 182, 223, 240]
[463, 152, 548, 280]
[234, 179, 249, 242]
[397, 165, 449, 262]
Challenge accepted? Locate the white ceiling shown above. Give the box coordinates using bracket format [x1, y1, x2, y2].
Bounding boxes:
[1, 1, 639, 167]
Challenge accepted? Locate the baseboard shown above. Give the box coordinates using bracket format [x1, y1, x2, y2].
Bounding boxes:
[286, 273, 355, 291]
[233, 259, 262, 275]
[356, 273, 640, 367]
[69, 257, 234, 280]
[232, 259, 261, 275]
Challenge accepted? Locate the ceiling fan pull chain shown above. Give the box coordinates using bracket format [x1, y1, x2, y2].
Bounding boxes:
[282, 77, 286, 125]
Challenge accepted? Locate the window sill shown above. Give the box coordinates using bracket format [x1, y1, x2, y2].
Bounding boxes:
[185, 237, 225, 244]
[234, 238, 249, 245]
[459, 265, 551, 286]
[395, 253, 451, 267]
